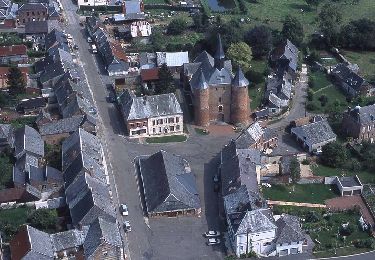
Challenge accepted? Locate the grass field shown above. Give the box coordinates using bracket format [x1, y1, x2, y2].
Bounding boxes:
[248, 59, 267, 110]
[263, 184, 338, 204]
[146, 134, 187, 143]
[343, 50, 375, 81]
[312, 164, 375, 184]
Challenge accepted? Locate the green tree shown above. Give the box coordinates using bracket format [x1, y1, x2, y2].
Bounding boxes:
[156, 64, 175, 94]
[226, 42, 252, 72]
[167, 18, 187, 35]
[290, 157, 301, 183]
[192, 13, 209, 33]
[281, 15, 304, 46]
[27, 209, 57, 232]
[360, 142, 375, 171]
[305, 0, 321, 9]
[319, 4, 342, 46]
[150, 28, 164, 51]
[245, 25, 273, 59]
[7, 67, 26, 95]
[321, 141, 348, 168]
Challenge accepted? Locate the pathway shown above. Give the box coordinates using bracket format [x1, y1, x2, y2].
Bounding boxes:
[267, 200, 327, 208]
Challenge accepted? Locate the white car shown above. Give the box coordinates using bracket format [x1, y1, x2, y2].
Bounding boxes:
[205, 231, 220, 237]
[206, 238, 220, 245]
[120, 204, 128, 216]
[124, 221, 131, 232]
[87, 36, 92, 43]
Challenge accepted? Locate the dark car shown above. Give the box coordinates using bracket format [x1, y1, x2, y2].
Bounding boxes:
[106, 91, 116, 103]
[106, 84, 115, 91]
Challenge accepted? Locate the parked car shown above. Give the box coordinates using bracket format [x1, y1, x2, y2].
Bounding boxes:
[120, 204, 128, 216]
[214, 183, 220, 192]
[106, 91, 116, 103]
[106, 83, 115, 91]
[73, 44, 79, 50]
[87, 36, 92, 43]
[205, 231, 220, 237]
[206, 238, 220, 245]
[213, 174, 220, 183]
[91, 44, 97, 53]
[124, 221, 131, 232]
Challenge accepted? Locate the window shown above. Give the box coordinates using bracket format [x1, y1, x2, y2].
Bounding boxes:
[136, 123, 141, 127]
[219, 97, 222, 103]
[152, 120, 155, 126]
[176, 117, 179, 123]
[27, 12, 29, 16]
[129, 123, 134, 128]
[168, 117, 175, 123]
[140, 129, 146, 134]
[157, 119, 163, 124]
[176, 125, 180, 131]
[153, 128, 156, 133]
[53, 183, 58, 188]
[159, 127, 162, 132]
[218, 105, 223, 112]
[42, 11, 45, 15]
[164, 118, 167, 123]
[143, 121, 147, 127]
[32, 12, 35, 16]
[37, 11, 40, 15]
[170, 126, 174, 131]
[131, 130, 137, 135]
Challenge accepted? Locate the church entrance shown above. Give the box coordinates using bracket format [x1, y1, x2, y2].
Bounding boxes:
[217, 113, 224, 122]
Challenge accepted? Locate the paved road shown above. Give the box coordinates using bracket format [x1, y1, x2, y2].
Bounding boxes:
[59, 1, 231, 259]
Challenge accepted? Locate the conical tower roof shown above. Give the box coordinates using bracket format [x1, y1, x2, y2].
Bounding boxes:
[191, 69, 208, 90]
[232, 67, 249, 88]
[214, 34, 225, 61]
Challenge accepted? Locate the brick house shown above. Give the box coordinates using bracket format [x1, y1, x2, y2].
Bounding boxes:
[0, 45, 28, 65]
[118, 89, 183, 138]
[17, 3, 48, 26]
[342, 104, 375, 143]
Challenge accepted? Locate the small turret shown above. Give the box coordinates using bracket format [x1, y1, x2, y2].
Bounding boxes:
[191, 69, 209, 126]
[231, 67, 250, 125]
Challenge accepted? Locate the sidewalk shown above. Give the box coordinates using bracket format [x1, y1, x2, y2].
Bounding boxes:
[268, 200, 326, 208]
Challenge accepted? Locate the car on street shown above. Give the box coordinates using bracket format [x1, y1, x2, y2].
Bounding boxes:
[87, 36, 92, 43]
[73, 44, 79, 50]
[106, 83, 115, 91]
[124, 221, 132, 232]
[91, 44, 97, 53]
[213, 174, 220, 183]
[204, 231, 220, 237]
[120, 204, 128, 216]
[206, 238, 220, 246]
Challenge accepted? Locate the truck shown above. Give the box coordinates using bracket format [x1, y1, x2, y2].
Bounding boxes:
[91, 44, 97, 54]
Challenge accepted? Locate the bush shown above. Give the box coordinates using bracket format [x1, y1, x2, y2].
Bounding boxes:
[306, 102, 317, 111]
[306, 211, 321, 222]
[27, 209, 57, 233]
[246, 70, 264, 84]
[307, 89, 314, 101]
[339, 223, 354, 236]
[354, 239, 375, 249]
[167, 18, 187, 35]
[301, 159, 310, 165]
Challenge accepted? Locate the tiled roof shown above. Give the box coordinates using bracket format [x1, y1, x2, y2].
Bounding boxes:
[119, 90, 182, 121]
[140, 68, 159, 81]
[138, 150, 201, 214]
[291, 120, 336, 145]
[0, 44, 27, 57]
[39, 115, 84, 136]
[0, 123, 12, 140]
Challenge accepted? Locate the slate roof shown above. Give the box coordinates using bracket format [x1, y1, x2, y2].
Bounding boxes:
[16, 97, 46, 111]
[235, 122, 264, 149]
[220, 140, 261, 196]
[18, 3, 47, 11]
[0, 123, 12, 140]
[190, 68, 208, 90]
[223, 185, 266, 215]
[45, 29, 68, 51]
[232, 67, 249, 88]
[331, 63, 365, 92]
[229, 208, 276, 235]
[0, 0, 10, 9]
[39, 115, 84, 136]
[25, 21, 48, 34]
[270, 39, 298, 73]
[156, 51, 189, 67]
[275, 214, 305, 244]
[347, 104, 375, 125]
[214, 34, 225, 60]
[50, 229, 85, 252]
[14, 125, 44, 158]
[291, 120, 336, 145]
[338, 176, 362, 188]
[138, 150, 201, 214]
[119, 90, 182, 121]
[26, 225, 55, 258]
[83, 217, 122, 259]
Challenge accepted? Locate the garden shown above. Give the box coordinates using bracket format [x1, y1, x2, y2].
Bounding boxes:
[146, 134, 187, 143]
[273, 205, 374, 258]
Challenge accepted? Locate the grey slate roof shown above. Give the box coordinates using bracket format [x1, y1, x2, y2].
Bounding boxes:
[138, 150, 201, 214]
[332, 63, 365, 91]
[25, 21, 48, 34]
[275, 214, 305, 244]
[27, 225, 55, 258]
[14, 125, 44, 158]
[214, 34, 225, 60]
[45, 29, 68, 51]
[18, 3, 47, 11]
[119, 90, 182, 121]
[223, 185, 266, 215]
[230, 208, 276, 235]
[50, 229, 85, 252]
[232, 67, 249, 88]
[220, 140, 261, 196]
[190, 69, 208, 90]
[271, 39, 298, 73]
[291, 120, 336, 145]
[83, 217, 122, 259]
[338, 176, 362, 187]
[0, 123, 12, 141]
[347, 104, 375, 125]
[39, 115, 84, 136]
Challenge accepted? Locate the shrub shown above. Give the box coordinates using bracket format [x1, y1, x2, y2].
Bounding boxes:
[339, 223, 354, 236]
[354, 239, 374, 248]
[306, 211, 321, 222]
[301, 159, 310, 165]
[306, 102, 317, 111]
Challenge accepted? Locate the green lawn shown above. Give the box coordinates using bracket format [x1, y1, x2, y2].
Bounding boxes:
[248, 59, 267, 110]
[307, 71, 348, 113]
[343, 50, 375, 81]
[0, 207, 29, 241]
[312, 164, 375, 184]
[146, 134, 187, 143]
[314, 247, 372, 258]
[263, 184, 338, 204]
[0, 116, 37, 129]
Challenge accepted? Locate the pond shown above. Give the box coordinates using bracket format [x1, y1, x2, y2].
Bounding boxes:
[206, 0, 236, 12]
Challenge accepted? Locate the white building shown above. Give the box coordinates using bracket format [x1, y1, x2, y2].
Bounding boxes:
[130, 21, 151, 38]
[77, 0, 107, 9]
[118, 90, 183, 138]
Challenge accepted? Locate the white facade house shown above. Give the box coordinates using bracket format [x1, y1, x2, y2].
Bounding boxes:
[77, 0, 107, 9]
[118, 90, 184, 138]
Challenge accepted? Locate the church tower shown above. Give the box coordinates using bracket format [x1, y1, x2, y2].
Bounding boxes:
[214, 34, 225, 69]
[191, 69, 210, 127]
[231, 67, 250, 125]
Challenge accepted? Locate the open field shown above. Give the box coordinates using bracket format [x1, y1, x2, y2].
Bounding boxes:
[343, 50, 375, 81]
[262, 183, 338, 204]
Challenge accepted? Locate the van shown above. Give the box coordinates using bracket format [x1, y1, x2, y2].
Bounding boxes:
[91, 44, 97, 53]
